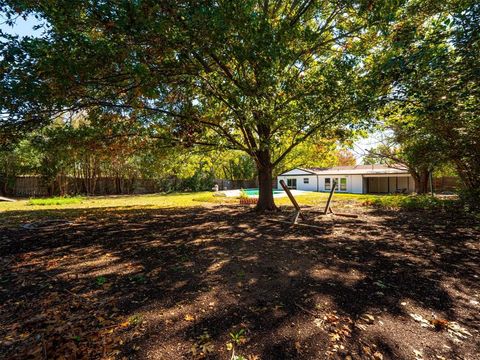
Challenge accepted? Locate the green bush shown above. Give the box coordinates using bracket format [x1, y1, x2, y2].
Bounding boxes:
[28, 196, 85, 206]
[458, 188, 480, 213]
[363, 194, 454, 210]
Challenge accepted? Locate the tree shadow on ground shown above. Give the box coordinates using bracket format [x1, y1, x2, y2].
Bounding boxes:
[0, 205, 479, 359]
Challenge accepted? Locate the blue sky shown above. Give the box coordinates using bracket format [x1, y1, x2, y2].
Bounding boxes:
[0, 14, 377, 163]
[0, 14, 42, 37]
[351, 133, 385, 161]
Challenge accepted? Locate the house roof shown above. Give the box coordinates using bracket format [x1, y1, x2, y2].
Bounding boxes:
[282, 164, 410, 176]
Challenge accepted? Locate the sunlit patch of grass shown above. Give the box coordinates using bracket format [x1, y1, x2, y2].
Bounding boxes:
[275, 192, 380, 207]
[0, 192, 233, 226]
[192, 194, 237, 204]
[27, 196, 85, 206]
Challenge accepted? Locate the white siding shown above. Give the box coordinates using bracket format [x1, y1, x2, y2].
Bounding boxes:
[277, 175, 317, 191]
[277, 168, 415, 194]
[299, 176, 318, 191]
[351, 175, 364, 194]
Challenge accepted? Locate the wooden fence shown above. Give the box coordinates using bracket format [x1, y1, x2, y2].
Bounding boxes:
[13, 176, 48, 197]
[432, 176, 460, 193]
[6, 176, 258, 197]
[213, 179, 258, 190]
[10, 176, 162, 197]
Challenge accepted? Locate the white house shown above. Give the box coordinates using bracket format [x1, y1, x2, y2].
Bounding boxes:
[277, 165, 415, 194]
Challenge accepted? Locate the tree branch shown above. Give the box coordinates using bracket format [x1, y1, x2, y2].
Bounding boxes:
[272, 109, 342, 167]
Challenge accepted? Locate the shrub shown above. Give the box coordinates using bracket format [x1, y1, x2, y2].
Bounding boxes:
[458, 188, 480, 213]
[363, 194, 454, 211]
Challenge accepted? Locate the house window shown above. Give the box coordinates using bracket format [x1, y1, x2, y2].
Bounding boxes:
[340, 178, 347, 191]
[303, 178, 309, 184]
[324, 178, 331, 190]
[287, 178, 297, 189]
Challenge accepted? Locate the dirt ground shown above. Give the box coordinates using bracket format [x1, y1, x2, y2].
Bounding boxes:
[0, 203, 479, 359]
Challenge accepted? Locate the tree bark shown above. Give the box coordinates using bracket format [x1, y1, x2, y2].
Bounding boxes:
[255, 149, 277, 211]
[413, 170, 430, 194]
[256, 163, 276, 211]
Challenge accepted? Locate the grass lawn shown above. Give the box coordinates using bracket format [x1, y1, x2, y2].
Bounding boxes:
[1, 192, 477, 359]
[0, 191, 456, 227]
[1, 191, 374, 211]
[1, 192, 228, 212]
[0, 192, 232, 226]
[27, 196, 85, 206]
[0, 191, 378, 226]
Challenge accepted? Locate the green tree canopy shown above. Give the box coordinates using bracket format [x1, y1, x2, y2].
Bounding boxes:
[1, 1, 416, 209]
[374, 0, 479, 194]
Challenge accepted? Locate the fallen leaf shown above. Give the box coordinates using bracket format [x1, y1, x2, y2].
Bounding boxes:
[294, 341, 302, 352]
[413, 349, 423, 360]
[184, 314, 195, 321]
[324, 314, 339, 323]
[363, 346, 372, 355]
[447, 321, 472, 340]
[360, 314, 375, 324]
[431, 318, 449, 331]
[410, 313, 433, 328]
[329, 332, 341, 342]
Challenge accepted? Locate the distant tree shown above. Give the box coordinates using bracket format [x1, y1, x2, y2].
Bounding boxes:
[376, 0, 480, 196]
[364, 106, 447, 194]
[364, 142, 436, 194]
[335, 149, 357, 166]
[0, 138, 41, 194]
[216, 151, 256, 182]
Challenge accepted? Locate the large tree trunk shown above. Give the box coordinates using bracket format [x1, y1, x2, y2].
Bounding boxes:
[256, 164, 276, 211]
[413, 170, 430, 194]
[255, 149, 277, 211]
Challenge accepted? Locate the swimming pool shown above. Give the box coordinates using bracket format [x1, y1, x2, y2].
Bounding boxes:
[214, 188, 310, 198]
[242, 188, 284, 196]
